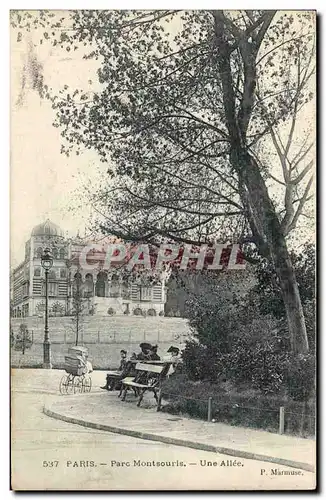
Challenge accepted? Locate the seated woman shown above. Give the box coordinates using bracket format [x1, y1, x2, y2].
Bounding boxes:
[163, 346, 183, 376]
[101, 350, 128, 391]
[77, 351, 93, 375]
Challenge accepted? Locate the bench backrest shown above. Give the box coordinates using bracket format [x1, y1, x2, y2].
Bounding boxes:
[135, 362, 165, 374]
[134, 362, 172, 383]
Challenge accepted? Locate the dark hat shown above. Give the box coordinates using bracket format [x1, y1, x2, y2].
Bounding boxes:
[139, 342, 152, 350]
[167, 346, 179, 354]
[120, 349, 127, 355]
[151, 345, 158, 350]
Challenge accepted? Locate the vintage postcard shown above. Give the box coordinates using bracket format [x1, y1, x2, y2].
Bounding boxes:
[10, 9, 316, 491]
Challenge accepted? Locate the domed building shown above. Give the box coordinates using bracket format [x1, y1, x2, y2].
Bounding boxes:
[11, 220, 166, 318]
[31, 220, 65, 238]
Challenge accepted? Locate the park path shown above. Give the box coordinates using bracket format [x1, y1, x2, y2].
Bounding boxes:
[13, 368, 316, 473]
[11, 369, 316, 490]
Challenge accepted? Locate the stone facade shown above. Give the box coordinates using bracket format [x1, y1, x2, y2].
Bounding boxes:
[11, 220, 166, 318]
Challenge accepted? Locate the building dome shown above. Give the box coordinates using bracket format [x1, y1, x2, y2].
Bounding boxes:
[31, 219, 64, 238]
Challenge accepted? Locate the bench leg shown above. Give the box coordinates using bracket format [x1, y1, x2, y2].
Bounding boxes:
[157, 389, 162, 411]
[137, 389, 146, 407]
[121, 386, 128, 401]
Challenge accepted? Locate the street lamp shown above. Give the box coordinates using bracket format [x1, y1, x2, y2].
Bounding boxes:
[41, 247, 53, 369]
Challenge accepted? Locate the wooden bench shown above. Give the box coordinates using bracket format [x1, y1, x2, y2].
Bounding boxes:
[119, 361, 171, 410]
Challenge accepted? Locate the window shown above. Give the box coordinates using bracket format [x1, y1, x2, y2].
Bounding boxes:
[95, 272, 107, 297]
[23, 282, 29, 297]
[36, 247, 43, 258]
[140, 287, 152, 301]
[59, 248, 65, 260]
[60, 269, 66, 279]
[84, 274, 93, 297]
[48, 283, 57, 296]
[52, 248, 58, 259]
[49, 270, 56, 280]
[122, 283, 130, 299]
[34, 268, 41, 277]
[110, 275, 120, 297]
[25, 243, 30, 259]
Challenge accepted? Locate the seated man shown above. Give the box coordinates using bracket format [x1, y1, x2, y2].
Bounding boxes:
[136, 343, 152, 361]
[101, 349, 128, 391]
[149, 345, 161, 361]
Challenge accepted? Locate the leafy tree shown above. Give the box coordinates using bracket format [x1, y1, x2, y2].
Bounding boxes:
[11, 10, 316, 353]
[14, 324, 33, 355]
[10, 325, 15, 348]
[183, 243, 314, 352]
[255, 242, 315, 317]
[69, 269, 85, 346]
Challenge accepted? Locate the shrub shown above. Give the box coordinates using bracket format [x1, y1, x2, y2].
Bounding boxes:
[182, 341, 225, 382]
[161, 374, 315, 436]
[107, 307, 115, 315]
[223, 335, 291, 394]
[182, 326, 294, 395]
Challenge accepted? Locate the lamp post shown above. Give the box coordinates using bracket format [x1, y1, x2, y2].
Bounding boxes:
[41, 247, 53, 369]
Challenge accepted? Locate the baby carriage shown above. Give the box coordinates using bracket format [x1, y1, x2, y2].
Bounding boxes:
[59, 345, 92, 395]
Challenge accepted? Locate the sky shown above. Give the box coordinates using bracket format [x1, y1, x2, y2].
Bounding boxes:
[10, 21, 105, 266]
[10, 11, 316, 268]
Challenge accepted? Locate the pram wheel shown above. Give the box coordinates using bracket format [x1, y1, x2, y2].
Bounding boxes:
[72, 376, 83, 394]
[82, 375, 92, 393]
[59, 375, 68, 395]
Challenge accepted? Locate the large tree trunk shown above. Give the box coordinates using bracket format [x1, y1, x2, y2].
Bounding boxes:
[270, 235, 309, 354]
[234, 150, 309, 354]
[212, 11, 309, 353]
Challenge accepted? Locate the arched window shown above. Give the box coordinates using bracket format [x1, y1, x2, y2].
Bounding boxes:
[59, 248, 65, 260]
[34, 267, 41, 277]
[36, 247, 43, 258]
[49, 270, 56, 280]
[84, 274, 94, 297]
[110, 273, 120, 297]
[95, 272, 107, 297]
[52, 248, 58, 259]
